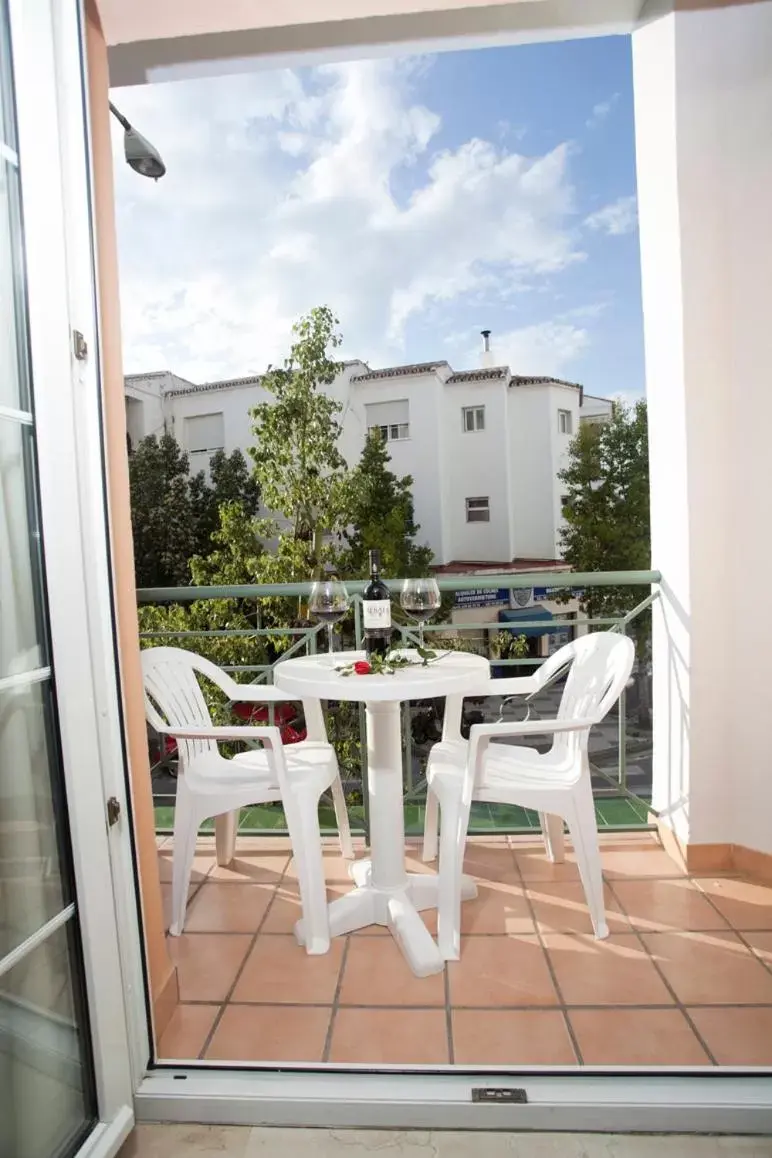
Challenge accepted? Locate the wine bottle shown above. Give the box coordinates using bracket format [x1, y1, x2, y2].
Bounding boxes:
[362, 548, 392, 658]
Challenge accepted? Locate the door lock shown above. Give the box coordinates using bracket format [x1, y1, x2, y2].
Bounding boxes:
[72, 329, 88, 361]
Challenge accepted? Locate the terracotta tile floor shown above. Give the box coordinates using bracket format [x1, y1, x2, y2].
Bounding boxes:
[155, 833, 772, 1068]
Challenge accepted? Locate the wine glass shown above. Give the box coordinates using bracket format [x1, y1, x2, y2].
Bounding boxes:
[400, 577, 441, 649]
[309, 579, 350, 656]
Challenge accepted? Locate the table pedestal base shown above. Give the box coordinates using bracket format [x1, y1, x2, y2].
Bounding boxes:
[294, 860, 478, 977]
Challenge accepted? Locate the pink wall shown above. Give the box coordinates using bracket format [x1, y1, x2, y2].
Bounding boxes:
[86, 0, 178, 1039]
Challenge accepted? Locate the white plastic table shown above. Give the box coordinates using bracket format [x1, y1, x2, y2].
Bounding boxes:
[274, 648, 490, 977]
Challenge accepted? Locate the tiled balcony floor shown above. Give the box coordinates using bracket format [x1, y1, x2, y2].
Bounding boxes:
[155, 833, 772, 1068]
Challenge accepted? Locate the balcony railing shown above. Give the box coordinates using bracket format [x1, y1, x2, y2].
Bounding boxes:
[137, 569, 660, 838]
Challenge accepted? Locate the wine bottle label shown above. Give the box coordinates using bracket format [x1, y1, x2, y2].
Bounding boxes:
[363, 600, 391, 630]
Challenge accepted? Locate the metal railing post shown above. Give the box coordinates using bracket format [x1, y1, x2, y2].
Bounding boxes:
[618, 622, 628, 792]
[353, 595, 370, 842]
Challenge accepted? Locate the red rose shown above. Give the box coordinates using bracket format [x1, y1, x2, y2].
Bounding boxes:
[354, 660, 372, 675]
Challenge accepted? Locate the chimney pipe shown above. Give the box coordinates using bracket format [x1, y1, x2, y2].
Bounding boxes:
[480, 329, 493, 368]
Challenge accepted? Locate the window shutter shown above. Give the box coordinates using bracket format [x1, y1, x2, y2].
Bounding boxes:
[185, 413, 224, 452]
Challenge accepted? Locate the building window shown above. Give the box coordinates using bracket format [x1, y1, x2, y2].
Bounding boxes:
[558, 409, 573, 435]
[185, 412, 225, 453]
[560, 493, 571, 515]
[465, 497, 490, 523]
[462, 405, 485, 432]
[370, 422, 410, 442]
[365, 399, 410, 442]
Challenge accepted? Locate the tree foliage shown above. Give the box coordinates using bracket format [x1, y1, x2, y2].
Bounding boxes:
[249, 306, 348, 579]
[129, 432, 199, 589]
[340, 431, 433, 579]
[130, 435, 261, 589]
[558, 400, 651, 726]
[192, 449, 260, 558]
[558, 399, 650, 628]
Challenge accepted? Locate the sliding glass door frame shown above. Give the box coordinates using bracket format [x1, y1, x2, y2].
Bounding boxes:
[8, 0, 143, 1152]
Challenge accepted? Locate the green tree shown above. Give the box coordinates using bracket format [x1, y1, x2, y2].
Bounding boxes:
[190, 500, 264, 588]
[340, 431, 434, 579]
[249, 306, 348, 579]
[191, 449, 260, 557]
[129, 432, 198, 589]
[559, 399, 651, 720]
[138, 500, 270, 695]
[130, 434, 262, 586]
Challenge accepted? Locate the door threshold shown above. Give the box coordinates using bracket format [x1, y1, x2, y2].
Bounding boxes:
[135, 1069, 772, 1134]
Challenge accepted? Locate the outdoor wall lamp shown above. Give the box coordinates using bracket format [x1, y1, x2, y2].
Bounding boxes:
[109, 101, 166, 180]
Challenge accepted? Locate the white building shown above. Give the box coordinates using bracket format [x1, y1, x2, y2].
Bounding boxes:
[124, 345, 611, 567]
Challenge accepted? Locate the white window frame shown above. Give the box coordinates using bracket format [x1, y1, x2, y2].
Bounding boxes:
[462, 405, 485, 432]
[368, 421, 410, 442]
[465, 496, 490, 523]
[558, 408, 573, 435]
[11, 1, 142, 1154]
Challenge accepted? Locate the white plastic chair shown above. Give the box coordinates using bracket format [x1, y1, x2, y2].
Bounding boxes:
[141, 647, 353, 952]
[422, 631, 635, 958]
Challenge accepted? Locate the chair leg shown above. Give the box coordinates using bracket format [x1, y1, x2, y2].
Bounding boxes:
[422, 784, 439, 863]
[330, 772, 354, 860]
[436, 796, 470, 961]
[170, 779, 199, 937]
[540, 812, 565, 863]
[215, 808, 239, 867]
[566, 781, 608, 940]
[285, 792, 330, 956]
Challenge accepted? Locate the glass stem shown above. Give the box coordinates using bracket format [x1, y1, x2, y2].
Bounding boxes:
[418, 622, 424, 649]
[328, 624, 334, 655]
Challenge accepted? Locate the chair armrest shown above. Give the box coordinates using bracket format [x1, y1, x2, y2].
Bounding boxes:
[484, 675, 539, 697]
[468, 716, 595, 781]
[153, 723, 285, 745]
[441, 675, 540, 743]
[156, 722, 295, 787]
[470, 717, 596, 741]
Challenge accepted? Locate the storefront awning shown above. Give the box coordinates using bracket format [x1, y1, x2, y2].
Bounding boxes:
[498, 606, 555, 638]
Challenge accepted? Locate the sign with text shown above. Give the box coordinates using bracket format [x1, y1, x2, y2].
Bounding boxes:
[533, 586, 585, 602]
[454, 587, 511, 609]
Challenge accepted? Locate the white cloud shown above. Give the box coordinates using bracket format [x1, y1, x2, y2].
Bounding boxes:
[112, 59, 584, 382]
[484, 321, 590, 378]
[586, 93, 619, 130]
[584, 195, 638, 236]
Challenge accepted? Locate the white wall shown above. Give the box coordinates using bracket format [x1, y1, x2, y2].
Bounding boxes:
[548, 383, 581, 558]
[442, 380, 512, 562]
[123, 373, 166, 439]
[509, 385, 557, 559]
[168, 378, 268, 461]
[634, 0, 772, 855]
[581, 394, 613, 424]
[340, 368, 448, 562]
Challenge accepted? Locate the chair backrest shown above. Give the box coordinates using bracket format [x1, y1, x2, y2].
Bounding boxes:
[141, 647, 223, 769]
[542, 632, 635, 759]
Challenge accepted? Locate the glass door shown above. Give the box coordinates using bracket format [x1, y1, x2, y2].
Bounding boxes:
[0, 2, 100, 1154]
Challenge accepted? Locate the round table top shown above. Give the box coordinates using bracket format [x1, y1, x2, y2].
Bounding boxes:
[274, 648, 490, 704]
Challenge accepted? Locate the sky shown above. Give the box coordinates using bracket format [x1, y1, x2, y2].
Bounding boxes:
[112, 35, 644, 401]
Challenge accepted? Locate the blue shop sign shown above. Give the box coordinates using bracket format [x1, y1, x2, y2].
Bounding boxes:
[454, 587, 511, 609]
[533, 585, 585, 602]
